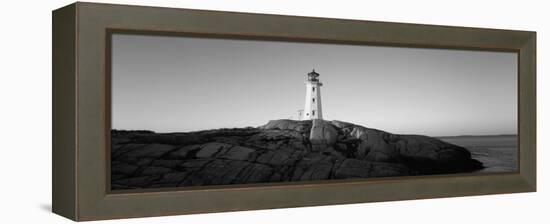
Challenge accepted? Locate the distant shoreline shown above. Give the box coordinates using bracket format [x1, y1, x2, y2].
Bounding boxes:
[112, 129, 518, 139]
[436, 134, 517, 139]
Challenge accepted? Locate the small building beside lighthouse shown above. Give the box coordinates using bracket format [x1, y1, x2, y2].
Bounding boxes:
[302, 69, 323, 120]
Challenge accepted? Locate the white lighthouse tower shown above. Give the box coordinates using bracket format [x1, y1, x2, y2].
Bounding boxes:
[302, 69, 323, 120]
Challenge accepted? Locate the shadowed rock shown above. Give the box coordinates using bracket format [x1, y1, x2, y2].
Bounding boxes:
[111, 120, 483, 189]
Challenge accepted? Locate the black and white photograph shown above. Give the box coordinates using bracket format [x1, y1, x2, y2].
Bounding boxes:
[110, 33, 518, 190]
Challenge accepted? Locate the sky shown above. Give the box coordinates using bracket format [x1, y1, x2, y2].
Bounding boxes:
[111, 33, 517, 136]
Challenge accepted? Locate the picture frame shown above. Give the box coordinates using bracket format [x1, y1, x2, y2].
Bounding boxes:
[52, 2, 536, 221]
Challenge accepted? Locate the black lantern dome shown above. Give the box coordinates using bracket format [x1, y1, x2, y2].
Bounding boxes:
[307, 69, 320, 81]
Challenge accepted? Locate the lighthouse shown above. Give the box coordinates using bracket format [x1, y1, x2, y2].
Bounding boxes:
[302, 69, 323, 120]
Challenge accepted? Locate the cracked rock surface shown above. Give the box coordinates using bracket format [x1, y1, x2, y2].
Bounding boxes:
[111, 119, 483, 190]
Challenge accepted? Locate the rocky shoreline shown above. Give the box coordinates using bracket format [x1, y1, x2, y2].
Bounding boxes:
[111, 119, 483, 190]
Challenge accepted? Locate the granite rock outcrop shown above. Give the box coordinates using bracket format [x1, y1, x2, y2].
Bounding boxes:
[111, 119, 483, 189]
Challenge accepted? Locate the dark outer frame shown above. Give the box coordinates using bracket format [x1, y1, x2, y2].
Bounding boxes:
[52, 2, 536, 221]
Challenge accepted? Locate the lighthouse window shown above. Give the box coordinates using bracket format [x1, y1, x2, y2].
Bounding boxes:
[312, 87, 315, 91]
[312, 98, 315, 102]
[312, 110, 315, 116]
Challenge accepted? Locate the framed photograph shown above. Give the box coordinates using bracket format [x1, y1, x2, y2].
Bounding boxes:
[52, 2, 536, 221]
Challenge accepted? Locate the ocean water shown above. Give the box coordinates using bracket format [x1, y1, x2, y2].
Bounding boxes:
[437, 135, 518, 173]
